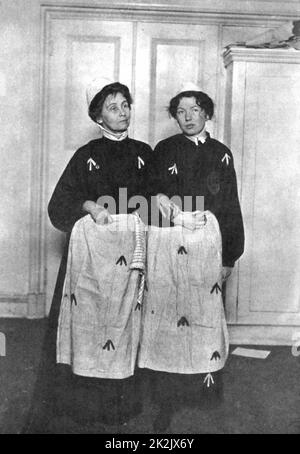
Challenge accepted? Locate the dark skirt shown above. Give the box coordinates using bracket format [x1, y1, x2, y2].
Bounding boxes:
[23, 240, 142, 433]
[148, 368, 224, 411]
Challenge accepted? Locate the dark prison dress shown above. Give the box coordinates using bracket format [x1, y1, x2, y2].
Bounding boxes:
[148, 132, 244, 267]
[143, 132, 244, 412]
[23, 136, 152, 433]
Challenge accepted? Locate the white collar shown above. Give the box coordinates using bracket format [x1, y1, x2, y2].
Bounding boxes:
[98, 124, 128, 142]
[185, 128, 207, 146]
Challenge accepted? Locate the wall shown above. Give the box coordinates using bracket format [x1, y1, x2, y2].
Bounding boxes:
[0, 1, 40, 316]
[0, 0, 299, 318]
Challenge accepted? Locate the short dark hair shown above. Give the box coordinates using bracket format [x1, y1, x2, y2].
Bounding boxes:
[88, 82, 133, 123]
[168, 90, 214, 120]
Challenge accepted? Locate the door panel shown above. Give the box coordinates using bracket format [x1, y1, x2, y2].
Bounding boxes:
[134, 23, 219, 147]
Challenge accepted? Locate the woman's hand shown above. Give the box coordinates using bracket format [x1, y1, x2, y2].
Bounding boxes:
[157, 194, 180, 220]
[222, 266, 233, 282]
[172, 211, 207, 231]
[94, 208, 113, 225]
[82, 201, 113, 225]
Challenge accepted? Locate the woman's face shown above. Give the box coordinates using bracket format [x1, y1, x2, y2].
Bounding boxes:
[175, 96, 207, 136]
[98, 92, 131, 133]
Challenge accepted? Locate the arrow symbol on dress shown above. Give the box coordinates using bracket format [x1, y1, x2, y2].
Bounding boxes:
[203, 373, 214, 388]
[87, 158, 97, 171]
[103, 339, 115, 351]
[168, 163, 178, 175]
[137, 156, 145, 169]
[210, 283, 222, 295]
[221, 153, 231, 166]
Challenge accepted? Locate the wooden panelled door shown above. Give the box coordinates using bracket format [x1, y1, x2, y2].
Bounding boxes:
[45, 14, 219, 313]
[223, 48, 300, 343]
[239, 58, 300, 326]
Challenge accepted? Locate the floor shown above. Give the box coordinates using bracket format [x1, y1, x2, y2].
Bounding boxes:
[0, 318, 300, 434]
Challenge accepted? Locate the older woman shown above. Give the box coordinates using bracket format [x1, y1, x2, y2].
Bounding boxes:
[139, 84, 244, 432]
[24, 81, 152, 433]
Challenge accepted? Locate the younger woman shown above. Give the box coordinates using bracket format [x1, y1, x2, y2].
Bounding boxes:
[139, 85, 244, 432]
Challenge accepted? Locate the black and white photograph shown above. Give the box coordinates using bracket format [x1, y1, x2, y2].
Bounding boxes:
[0, 0, 300, 437]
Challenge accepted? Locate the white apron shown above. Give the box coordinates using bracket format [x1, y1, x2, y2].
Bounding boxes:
[57, 213, 146, 379]
[138, 211, 229, 374]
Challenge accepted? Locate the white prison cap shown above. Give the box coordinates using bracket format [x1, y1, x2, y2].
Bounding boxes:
[178, 81, 202, 94]
[86, 77, 114, 107]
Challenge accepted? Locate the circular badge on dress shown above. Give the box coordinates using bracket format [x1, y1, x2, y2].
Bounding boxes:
[207, 171, 220, 195]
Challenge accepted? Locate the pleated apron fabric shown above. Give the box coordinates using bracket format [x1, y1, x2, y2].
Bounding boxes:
[138, 210, 229, 374]
[57, 213, 146, 379]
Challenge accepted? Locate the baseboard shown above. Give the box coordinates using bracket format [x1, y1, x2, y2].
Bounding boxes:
[228, 324, 300, 346]
[0, 301, 28, 318]
[0, 293, 46, 319]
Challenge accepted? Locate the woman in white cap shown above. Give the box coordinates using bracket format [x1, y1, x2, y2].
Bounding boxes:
[49, 80, 151, 229]
[138, 84, 244, 432]
[24, 81, 152, 433]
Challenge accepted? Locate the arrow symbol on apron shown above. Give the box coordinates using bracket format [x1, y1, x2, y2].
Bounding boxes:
[210, 283, 222, 294]
[210, 351, 221, 361]
[177, 316, 190, 327]
[137, 156, 145, 169]
[70, 293, 77, 306]
[221, 153, 231, 166]
[168, 163, 178, 175]
[178, 246, 187, 255]
[87, 158, 97, 171]
[116, 255, 127, 266]
[103, 339, 115, 351]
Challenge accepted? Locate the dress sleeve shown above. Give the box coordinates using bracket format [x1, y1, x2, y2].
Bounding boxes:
[148, 142, 169, 197]
[138, 143, 155, 199]
[218, 152, 245, 267]
[48, 150, 89, 233]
